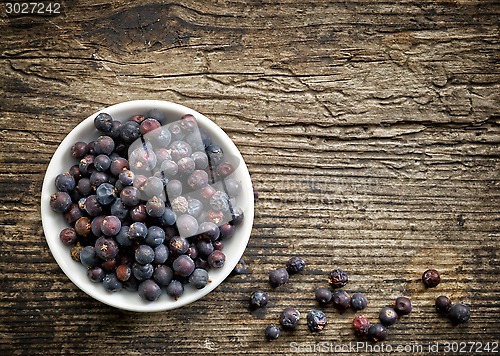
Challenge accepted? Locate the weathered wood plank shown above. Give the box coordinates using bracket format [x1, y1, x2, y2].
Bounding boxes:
[1, 0, 499, 355]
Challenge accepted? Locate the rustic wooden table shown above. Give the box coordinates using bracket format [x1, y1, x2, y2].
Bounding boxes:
[1, 1, 499, 355]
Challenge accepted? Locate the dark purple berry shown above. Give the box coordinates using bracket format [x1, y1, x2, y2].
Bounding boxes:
[50, 192, 72, 213]
[196, 240, 214, 257]
[232, 258, 246, 274]
[351, 293, 368, 310]
[110, 198, 129, 220]
[110, 157, 129, 176]
[194, 257, 209, 270]
[87, 266, 105, 283]
[143, 176, 163, 198]
[353, 315, 371, 335]
[130, 204, 147, 222]
[279, 307, 300, 329]
[76, 178, 92, 196]
[367, 323, 388, 342]
[173, 255, 195, 277]
[94, 154, 112, 172]
[286, 256, 305, 274]
[379, 307, 398, 326]
[55, 172, 76, 192]
[449, 303, 471, 324]
[118, 170, 135, 186]
[315, 287, 332, 305]
[128, 222, 148, 240]
[153, 244, 169, 264]
[68, 165, 82, 180]
[74, 217, 92, 238]
[80, 246, 99, 268]
[90, 171, 109, 188]
[332, 290, 351, 311]
[79, 155, 95, 175]
[96, 183, 117, 205]
[435, 296, 452, 313]
[188, 268, 209, 289]
[95, 236, 119, 260]
[108, 120, 122, 140]
[94, 113, 113, 132]
[265, 324, 281, 341]
[219, 223, 235, 239]
[116, 264, 131, 282]
[199, 222, 220, 242]
[120, 121, 141, 144]
[59, 227, 77, 245]
[158, 208, 176, 227]
[249, 290, 269, 309]
[154, 265, 174, 286]
[132, 262, 154, 280]
[102, 273, 123, 292]
[71, 142, 88, 159]
[135, 245, 155, 265]
[394, 297, 412, 316]
[120, 186, 140, 207]
[422, 269, 441, 288]
[269, 267, 289, 288]
[169, 236, 189, 255]
[83, 195, 103, 217]
[307, 310, 327, 332]
[63, 204, 83, 225]
[328, 269, 348, 288]
[145, 196, 166, 218]
[177, 157, 195, 176]
[140, 118, 161, 135]
[138, 279, 161, 301]
[102, 258, 118, 272]
[101, 215, 121, 236]
[94, 136, 115, 155]
[166, 280, 184, 300]
[207, 250, 225, 268]
[144, 226, 165, 247]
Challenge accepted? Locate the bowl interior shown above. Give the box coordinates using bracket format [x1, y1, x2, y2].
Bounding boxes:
[41, 100, 254, 312]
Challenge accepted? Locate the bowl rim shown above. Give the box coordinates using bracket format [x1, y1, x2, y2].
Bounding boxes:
[41, 100, 254, 312]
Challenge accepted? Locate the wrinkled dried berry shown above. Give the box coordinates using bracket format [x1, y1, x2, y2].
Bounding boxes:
[328, 269, 348, 288]
[307, 310, 327, 332]
[279, 307, 300, 329]
[353, 315, 371, 336]
[286, 256, 305, 274]
[250, 290, 269, 309]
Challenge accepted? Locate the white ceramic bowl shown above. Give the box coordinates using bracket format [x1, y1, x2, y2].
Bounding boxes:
[41, 100, 254, 312]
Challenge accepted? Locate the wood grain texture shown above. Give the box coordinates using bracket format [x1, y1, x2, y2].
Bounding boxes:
[1, 0, 499, 355]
